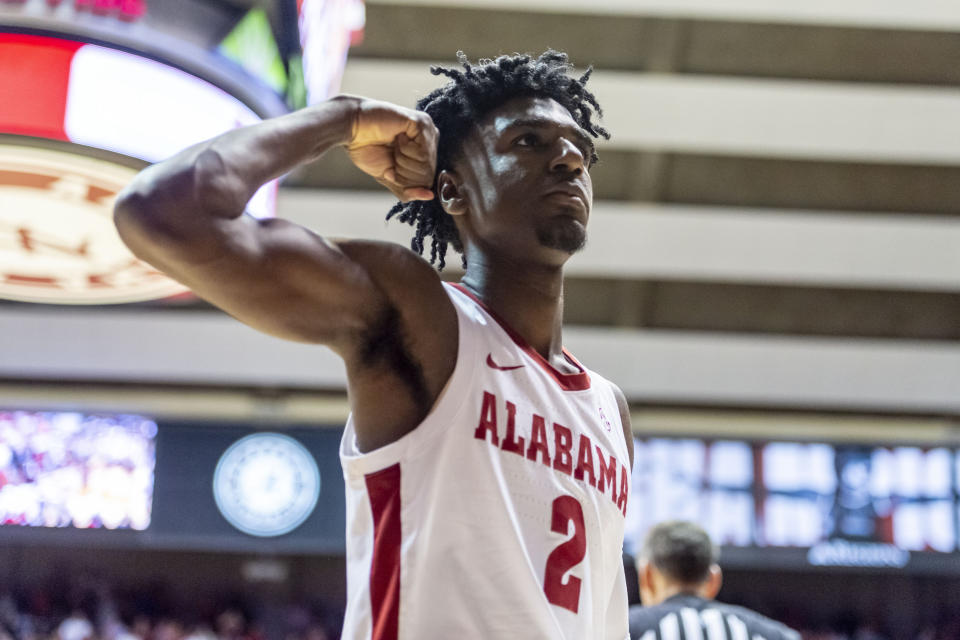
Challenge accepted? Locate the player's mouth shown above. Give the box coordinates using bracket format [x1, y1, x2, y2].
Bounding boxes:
[542, 187, 589, 223]
[543, 186, 588, 206]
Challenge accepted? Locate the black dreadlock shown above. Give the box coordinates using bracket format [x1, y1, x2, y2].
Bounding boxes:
[385, 50, 610, 269]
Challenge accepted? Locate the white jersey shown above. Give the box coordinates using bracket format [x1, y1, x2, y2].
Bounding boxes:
[340, 282, 632, 640]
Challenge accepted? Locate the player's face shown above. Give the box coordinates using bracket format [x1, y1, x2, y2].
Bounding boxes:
[450, 96, 594, 266]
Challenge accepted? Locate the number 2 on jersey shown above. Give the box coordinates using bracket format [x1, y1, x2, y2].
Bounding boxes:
[543, 495, 587, 613]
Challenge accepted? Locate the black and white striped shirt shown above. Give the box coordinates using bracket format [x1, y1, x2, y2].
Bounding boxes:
[629, 594, 801, 640]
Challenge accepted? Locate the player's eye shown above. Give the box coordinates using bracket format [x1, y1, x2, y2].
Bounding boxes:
[514, 133, 541, 147]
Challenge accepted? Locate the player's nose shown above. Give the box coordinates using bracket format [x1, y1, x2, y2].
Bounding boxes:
[549, 138, 585, 176]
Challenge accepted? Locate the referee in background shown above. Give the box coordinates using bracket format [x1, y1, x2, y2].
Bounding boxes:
[630, 521, 801, 640]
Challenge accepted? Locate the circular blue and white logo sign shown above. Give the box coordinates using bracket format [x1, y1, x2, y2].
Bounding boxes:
[213, 432, 320, 537]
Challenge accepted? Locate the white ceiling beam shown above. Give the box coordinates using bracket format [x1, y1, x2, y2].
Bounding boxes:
[573, 327, 960, 414]
[279, 189, 960, 292]
[368, 0, 960, 32]
[0, 383, 352, 424]
[1, 307, 958, 413]
[341, 60, 960, 165]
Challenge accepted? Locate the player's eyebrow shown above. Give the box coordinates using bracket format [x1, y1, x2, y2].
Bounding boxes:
[502, 117, 596, 158]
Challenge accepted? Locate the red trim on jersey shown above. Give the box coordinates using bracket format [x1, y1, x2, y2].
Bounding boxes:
[450, 282, 591, 391]
[365, 464, 402, 640]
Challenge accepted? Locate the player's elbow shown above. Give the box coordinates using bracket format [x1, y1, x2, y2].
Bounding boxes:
[113, 150, 254, 271]
[114, 169, 181, 230]
[113, 195, 179, 274]
[113, 171, 209, 265]
[114, 147, 229, 220]
[113, 183, 159, 258]
[114, 180, 152, 222]
[114, 160, 192, 229]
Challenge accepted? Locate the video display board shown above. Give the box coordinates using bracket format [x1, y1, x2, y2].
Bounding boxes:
[150, 423, 345, 553]
[0, 418, 346, 554]
[0, 410, 156, 530]
[5, 414, 956, 570]
[624, 437, 958, 570]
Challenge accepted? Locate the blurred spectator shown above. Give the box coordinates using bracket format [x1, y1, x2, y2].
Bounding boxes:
[5, 564, 958, 640]
[183, 624, 216, 640]
[0, 577, 337, 640]
[154, 618, 185, 640]
[214, 609, 245, 640]
[55, 612, 92, 640]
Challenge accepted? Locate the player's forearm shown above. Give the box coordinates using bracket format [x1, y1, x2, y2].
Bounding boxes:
[114, 95, 358, 225]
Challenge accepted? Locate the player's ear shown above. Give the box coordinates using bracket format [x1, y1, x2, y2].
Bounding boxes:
[701, 564, 722, 600]
[437, 169, 467, 216]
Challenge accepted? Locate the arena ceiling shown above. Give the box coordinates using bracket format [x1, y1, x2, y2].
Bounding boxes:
[283, 0, 960, 413]
[306, 0, 960, 338]
[2, 0, 958, 428]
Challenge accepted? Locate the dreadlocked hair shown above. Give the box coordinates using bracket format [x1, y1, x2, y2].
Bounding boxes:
[385, 49, 610, 270]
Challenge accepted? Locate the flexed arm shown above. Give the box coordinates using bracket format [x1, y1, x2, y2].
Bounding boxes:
[113, 96, 440, 351]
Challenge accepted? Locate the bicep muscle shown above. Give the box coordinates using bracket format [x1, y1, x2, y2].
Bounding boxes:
[130, 213, 385, 347]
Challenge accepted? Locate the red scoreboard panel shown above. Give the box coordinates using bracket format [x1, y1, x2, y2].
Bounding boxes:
[0, 0, 146, 22]
[0, 0, 360, 304]
[0, 31, 277, 302]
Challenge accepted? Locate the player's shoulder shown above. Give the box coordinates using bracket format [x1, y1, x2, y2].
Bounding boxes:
[608, 381, 630, 422]
[334, 238, 450, 309]
[604, 380, 633, 466]
[334, 238, 439, 277]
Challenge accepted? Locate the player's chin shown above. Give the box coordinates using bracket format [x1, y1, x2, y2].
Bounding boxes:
[536, 217, 587, 254]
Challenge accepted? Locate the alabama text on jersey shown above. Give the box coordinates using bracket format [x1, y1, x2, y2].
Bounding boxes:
[340, 282, 632, 640]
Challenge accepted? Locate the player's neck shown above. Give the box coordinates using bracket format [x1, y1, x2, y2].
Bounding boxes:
[460, 258, 567, 364]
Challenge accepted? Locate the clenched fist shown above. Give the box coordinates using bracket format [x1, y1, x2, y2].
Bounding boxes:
[341, 96, 439, 202]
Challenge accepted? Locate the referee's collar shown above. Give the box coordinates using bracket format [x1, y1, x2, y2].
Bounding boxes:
[663, 592, 707, 607]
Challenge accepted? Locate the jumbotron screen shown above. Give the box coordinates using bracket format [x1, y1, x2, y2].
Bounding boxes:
[624, 437, 956, 568]
[0, 410, 156, 530]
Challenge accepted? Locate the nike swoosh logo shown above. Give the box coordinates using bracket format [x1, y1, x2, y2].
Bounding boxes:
[486, 354, 525, 371]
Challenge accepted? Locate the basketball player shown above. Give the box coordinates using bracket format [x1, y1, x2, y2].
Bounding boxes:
[630, 521, 800, 640]
[114, 51, 634, 639]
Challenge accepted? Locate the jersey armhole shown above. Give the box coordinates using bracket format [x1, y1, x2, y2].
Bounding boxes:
[339, 283, 481, 474]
